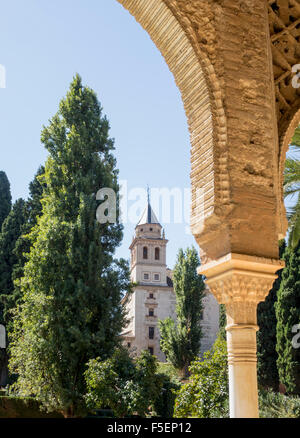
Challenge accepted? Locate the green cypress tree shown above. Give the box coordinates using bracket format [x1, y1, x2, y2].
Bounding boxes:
[9, 75, 131, 416]
[257, 240, 286, 390]
[159, 247, 205, 377]
[0, 171, 12, 230]
[0, 167, 46, 331]
[0, 199, 27, 325]
[275, 243, 300, 395]
[275, 241, 300, 395]
[0, 199, 27, 386]
[12, 166, 46, 288]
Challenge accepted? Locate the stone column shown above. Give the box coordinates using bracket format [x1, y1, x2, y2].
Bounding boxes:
[199, 253, 284, 418]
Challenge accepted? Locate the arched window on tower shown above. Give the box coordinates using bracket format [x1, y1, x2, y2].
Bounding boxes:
[143, 246, 148, 259]
[155, 247, 160, 260]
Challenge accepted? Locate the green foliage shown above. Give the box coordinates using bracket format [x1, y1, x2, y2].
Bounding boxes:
[159, 247, 205, 376]
[218, 304, 226, 341]
[0, 168, 45, 387]
[0, 199, 27, 386]
[284, 125, 300, 248]
[257, 240, 286, 390]
[0, 199, 27, 326]
[259, 389, 300, 418]
[174, 336, 229, 418]
[153, 375, 180, 418]
[9, 166, 46, 326]
[13, 166, 46, 273]
[8, 75, 132, 416]
[156, 362, 181, 383]
[0, 171, 11, 230]
[85, 349, 162, 418]
[275, 241, 300, 395]
[0, 396, 63, 418]
[291, 125, 300, 147]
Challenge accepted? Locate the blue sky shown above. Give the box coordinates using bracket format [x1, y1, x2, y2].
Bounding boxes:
[0, 1, 297, 268]
[0, 0, 195, 268]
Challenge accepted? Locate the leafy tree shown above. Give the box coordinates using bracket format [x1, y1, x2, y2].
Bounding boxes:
[174, 336, 228, 418]
[0, 171, 11, 230]
[159, 247, 205, 377]
[257, 240, 286, 390]
[9, 75, 131, 416]
[284, 126, 300, 248]
[275, 241, 300, 395]
[85, 349, 162, 417]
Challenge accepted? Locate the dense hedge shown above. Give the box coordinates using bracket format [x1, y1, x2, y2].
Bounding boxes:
[0, 397, 63, 418]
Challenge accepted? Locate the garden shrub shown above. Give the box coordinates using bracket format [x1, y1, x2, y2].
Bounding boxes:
[259, 389, 300, 418]
[174, 336, 229, 418]
[0, 396, 63, 418]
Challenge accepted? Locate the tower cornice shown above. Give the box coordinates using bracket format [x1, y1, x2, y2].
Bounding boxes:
[129, 237, 168, 250]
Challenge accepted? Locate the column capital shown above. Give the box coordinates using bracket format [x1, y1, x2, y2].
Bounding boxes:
[198, 253, 284, 325]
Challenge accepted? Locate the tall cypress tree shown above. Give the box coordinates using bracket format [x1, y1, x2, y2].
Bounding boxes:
[0, 168, 46, 387]
[0, 199, 27, 386]
[12, 166, 46, 290]
[275, 241, 300, 395]
[0, 199, 27, 325]
[9, 75, 131, 416]
[0, 171, 12, 230]
[257, 240, 286, 390]
[159, 247, 205, 377]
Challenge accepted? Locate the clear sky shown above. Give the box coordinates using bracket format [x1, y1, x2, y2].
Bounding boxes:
[0, 0, 195, 268]
[0, 1, 297, 268]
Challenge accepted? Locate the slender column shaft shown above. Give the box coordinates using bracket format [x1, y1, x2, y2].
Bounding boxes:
[226, 324, 259, 418]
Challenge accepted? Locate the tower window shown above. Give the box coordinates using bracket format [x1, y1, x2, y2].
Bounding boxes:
[149, 309, 154, 317]
[155, 247, 160, 260]
[148, 347, 154, 355]
[149, 327, 155, 339]
[150, 227, 153, 231]
[154, 273, 160, 281]
[143, 246, 148, 259]
[149, 293, 154, 299]
[127, 342, 131, 348]
[143, 273, 149, 280]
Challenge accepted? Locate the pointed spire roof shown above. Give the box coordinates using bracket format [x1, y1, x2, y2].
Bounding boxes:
[137, 189, 161, 226]
[137, 202, 160, 226]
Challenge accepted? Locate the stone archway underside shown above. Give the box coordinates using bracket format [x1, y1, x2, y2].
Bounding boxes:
[268, 0, 300, 236]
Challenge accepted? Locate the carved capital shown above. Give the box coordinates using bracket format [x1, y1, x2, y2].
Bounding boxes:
[198, 252, 284, 325]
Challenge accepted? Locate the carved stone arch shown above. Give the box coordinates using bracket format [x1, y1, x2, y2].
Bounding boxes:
[278, 104, 300, 238]
[116, 0, 229, 246]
